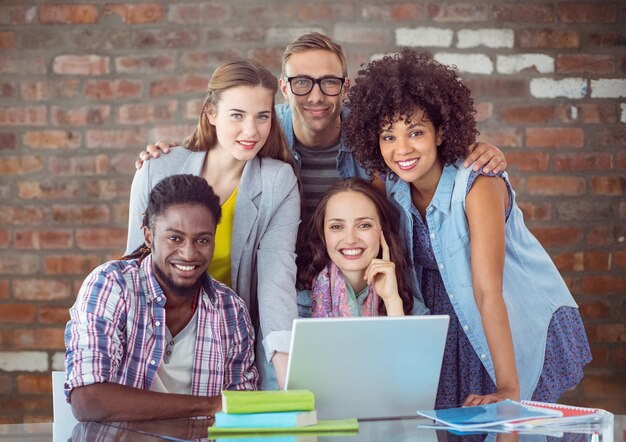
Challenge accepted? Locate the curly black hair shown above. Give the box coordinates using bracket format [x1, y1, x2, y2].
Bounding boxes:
[344, 49, 479, 174]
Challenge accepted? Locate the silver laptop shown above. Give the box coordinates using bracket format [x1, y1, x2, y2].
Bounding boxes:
[285, 315, 449, 420]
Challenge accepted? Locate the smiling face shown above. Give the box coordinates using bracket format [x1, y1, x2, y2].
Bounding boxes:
[379, 107, 443, 188]
[207, 85, 274, 162]
[323, 191, 381, 289]
[280, 49, 346, 147]
[144, 204, 217, 299]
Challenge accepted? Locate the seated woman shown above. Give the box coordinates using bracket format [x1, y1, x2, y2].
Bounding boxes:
[296, 178, 424, 317]
[125, 58, 300, 390]
[343, 49, 591, 408]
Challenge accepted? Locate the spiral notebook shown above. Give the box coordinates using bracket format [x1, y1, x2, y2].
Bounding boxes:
[507, 401, 612, 429]
[417, 399, 562, 430]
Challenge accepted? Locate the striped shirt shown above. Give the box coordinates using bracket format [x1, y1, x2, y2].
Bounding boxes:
[295, 140, 341, 220]
[64, 254, 258, 400]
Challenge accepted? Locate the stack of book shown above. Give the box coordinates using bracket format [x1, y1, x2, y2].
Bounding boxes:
[208, 390, 359, 438]
[416, 399, 613, 434]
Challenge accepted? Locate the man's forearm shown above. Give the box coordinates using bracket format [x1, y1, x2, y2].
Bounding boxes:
[70, 382, 221, 422]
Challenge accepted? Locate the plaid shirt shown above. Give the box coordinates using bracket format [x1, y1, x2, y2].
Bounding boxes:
[64, 255, 258, 399]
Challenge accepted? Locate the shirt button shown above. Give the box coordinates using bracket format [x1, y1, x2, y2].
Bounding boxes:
[155, 321, 161, 326]
[150, 360, 156, 365]
[438, 263, 444, 270]
[166, 351, 171, 356]
[480, 353, 487, 359]
[427, 206, 433, 213]
[449, 293, 454, 299]
[170, 340, 175, 345]
[156, 297, 162, 302]
[463, 325, 469, 331]
[430, 233, 436, 239]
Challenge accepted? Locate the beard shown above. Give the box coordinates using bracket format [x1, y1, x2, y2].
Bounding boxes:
[153, 262, 201, 299]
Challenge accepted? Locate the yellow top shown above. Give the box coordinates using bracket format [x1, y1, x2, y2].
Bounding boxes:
[207, 187, 238, 288]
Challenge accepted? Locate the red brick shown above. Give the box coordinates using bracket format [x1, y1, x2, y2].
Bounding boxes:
[474, 102, 492, 122]
[557, 54, 615, 74]
[184, 98, 203, 120]
[0, 31, 14, 49]
[23, 131, 81, 149]
[594, 127, 626, 149]
[149, 75, 207, 97]
[0, 57, 47, 75]
[21, 29, 65, 51]
[0, 281, 8, 299]
[0, 254, 39, 275]
[53, 55, 109, 75]
[429, 3, 488, 21]
[168, 3, 232, 24]
[615, 251, 626, 269]
[51, 205, 110, 225]
[20, 80, 80, 101]
[0, 81, 15, 98]
[466, 78, 530, 98]
[13, 279, 71, 301]
[0, 229, 9, 248]
[596, 323, 626, 344]
[582, 276, 626, 295]
[557, 3, 617, 23]
[136, 29, 200, 49]
[527, 176, 584, 196]
[493, 4, 555, 22]
[103, 3, 164, 24]
[584, 251, 611, 271]
[51, 105, 110, 125]
[8, 328, 66, 350]
[518, 202, 551, 223]
[48, 154, 110, 176]
[179, 50, 242, 70]
[558, 103, 618, 124]
[39, 4, 98, 24]
[588, 348, 609, 367]
[552, 153, 612, 171]
[578, 300, 611, 319]
[0, 6, 37, 25]
[530, 227, 583, 247]
[85, 180, 132, 199]
[612, 347, 626, 367]
[526, 127, 584, 148]
[0, 206, 45, 225]
[150, 125, 195, 144]
[118, 101, 177, 124]
[113, 202, 130, 225]
[86, 129, 149, 149]
[506, 152, 550, 172]
[0, 374, 11, 394]
[362, 4, 424, 21]
[0, 156, 44, 175]
[115, 55, 174, 74]
[586, 226, 613, 246]
[85, 79, 142, 100]
[299, 4, 352, 22]
[0, 397, 51, 416]
[518, 29, 580, 49]
[591, 176, 625, 195]
[17, 180, 79, 200]
[39, 306, 71, 324]
[14, 230, 73, 250]
[44, 254, 100, 275]
[478, 129, 522, 148]
[0, 304, 37, 323]
[587, 32, 626, 48]
[236, 4, 293, 22]
[553, 252, 584, 272]
[76, 228, 128, 250]
[557, 201, 615, 222]
[205, 28, 266, 44]
[248, 47, 285, 72]
[0, 106, 46, 126]
[0, 132, 16, 150]
[17, 374, 52, 395]
[500, 105, 555, 124]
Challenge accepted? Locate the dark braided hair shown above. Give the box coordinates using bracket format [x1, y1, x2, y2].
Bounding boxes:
[123, 174, 221, 262]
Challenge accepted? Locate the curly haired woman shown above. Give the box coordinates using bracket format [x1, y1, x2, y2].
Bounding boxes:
[344, 49, 591, 408]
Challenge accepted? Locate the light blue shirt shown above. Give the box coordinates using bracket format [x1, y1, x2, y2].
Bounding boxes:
[386, 161, 579, 400]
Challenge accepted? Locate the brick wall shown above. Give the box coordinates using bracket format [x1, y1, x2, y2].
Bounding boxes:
[0, 1, 624, 423]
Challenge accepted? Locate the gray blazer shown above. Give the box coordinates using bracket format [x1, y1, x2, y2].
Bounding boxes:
[126, 147, 300, 366]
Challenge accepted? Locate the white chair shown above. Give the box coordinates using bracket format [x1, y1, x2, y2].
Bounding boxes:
[52, 370, 78, 441]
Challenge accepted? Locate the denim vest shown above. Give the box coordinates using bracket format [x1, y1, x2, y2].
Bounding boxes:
[275, 103, 370, 180]
[386, 162, 578, 400]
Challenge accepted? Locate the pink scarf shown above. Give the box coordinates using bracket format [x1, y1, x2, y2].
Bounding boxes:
[311, 263, 379, 317]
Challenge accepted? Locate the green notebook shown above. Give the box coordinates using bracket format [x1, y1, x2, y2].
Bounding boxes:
[221, 390, 315, 414]
[208, 418, 359, 437]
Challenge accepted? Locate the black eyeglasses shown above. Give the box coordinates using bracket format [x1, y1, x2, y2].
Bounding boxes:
[283, 75, 346, 96]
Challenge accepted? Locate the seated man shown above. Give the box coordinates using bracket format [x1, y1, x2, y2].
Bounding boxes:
[64, 174, 258, 422]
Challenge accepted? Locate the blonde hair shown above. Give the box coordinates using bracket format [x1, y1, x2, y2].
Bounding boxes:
[185, 58, 293, 167]
[282, 32, 348, 77]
